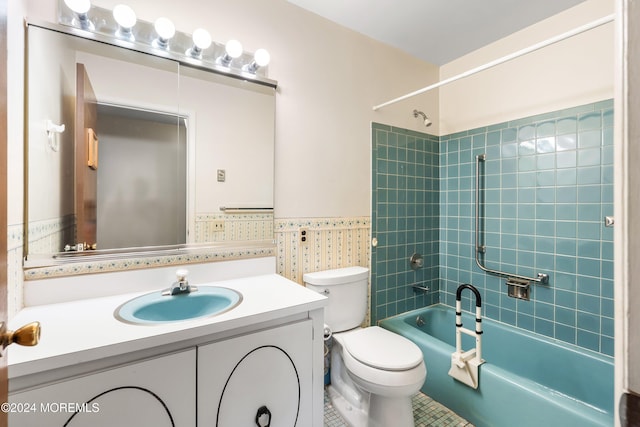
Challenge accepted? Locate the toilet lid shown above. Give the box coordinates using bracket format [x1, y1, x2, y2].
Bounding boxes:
[342, 326, 423, 371]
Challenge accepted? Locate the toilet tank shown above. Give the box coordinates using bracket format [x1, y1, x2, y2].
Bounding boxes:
[303, 266, 369, 333]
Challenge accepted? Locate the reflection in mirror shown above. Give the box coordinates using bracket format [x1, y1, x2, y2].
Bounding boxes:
[96, 104, 187, 249]
[26, 24, 276, 264]
[178, 65, 275, 245]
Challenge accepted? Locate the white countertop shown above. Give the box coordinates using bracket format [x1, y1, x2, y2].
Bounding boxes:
[8, 274, 326, 380]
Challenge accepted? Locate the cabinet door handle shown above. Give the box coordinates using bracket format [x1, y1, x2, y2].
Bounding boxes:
[255, 405, 271, 427]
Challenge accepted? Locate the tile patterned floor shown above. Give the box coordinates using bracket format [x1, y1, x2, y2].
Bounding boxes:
[324, 388, 474, 427]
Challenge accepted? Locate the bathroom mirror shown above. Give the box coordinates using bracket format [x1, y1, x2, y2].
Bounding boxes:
[25, 24, 275, 262]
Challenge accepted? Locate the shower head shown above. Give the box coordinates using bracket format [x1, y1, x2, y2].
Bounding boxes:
[413, 109, 432, 127]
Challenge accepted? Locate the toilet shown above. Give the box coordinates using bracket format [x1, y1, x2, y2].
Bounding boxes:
[304, 267, 426, 427]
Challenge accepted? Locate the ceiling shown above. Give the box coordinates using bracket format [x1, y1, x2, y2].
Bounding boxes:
[286, 0, 588, 65]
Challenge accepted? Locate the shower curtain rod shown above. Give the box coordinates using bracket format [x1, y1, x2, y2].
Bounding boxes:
[372, 13, 615, 111]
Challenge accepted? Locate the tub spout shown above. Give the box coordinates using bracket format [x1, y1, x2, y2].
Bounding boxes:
[412, 284, 430, 293]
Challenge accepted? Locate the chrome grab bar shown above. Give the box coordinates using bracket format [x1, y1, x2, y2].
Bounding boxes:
[474, 154, 549, 285]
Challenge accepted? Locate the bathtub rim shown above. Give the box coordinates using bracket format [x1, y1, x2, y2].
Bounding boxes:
[377, 303, 614, 366]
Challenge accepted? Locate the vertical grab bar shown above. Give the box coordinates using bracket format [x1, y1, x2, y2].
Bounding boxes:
[474, 154, 549, 285]
[475, 154, 487, 258]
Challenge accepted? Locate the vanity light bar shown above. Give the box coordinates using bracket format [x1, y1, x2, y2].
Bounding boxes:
[57, 0, 277, 88]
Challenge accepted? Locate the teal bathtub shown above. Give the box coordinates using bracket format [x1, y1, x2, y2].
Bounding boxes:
[379, 304, 613, 427]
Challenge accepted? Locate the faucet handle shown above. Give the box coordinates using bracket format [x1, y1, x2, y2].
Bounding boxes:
[176, 269, 189, 282]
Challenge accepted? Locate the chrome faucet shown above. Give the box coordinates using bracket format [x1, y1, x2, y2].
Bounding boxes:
[162, 269, 198, 296]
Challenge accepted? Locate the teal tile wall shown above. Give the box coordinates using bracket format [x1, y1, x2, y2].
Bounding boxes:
[371, 99, 614, 357]
[440, 100, 614, 356]
[371, 123, 440, 325]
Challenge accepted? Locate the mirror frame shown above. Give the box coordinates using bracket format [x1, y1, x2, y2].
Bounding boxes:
[24, 21, 278, 270]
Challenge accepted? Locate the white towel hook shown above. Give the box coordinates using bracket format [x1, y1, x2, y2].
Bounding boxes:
[45, 119, 65, 152]
[46, 120, 65, 134]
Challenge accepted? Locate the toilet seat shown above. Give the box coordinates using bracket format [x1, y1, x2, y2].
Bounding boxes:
[342, 326, 423, 370]
[335, 327, 426, 392]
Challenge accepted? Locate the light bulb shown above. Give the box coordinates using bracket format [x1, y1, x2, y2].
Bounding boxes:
[64, 0, 93, 30]
[113, 4, 136, 30]
[154, 17, 175, 46]
[217, 39, 243, 66]
[187, 28, 212, 58]
[254, 49, 270, 67]
[64, 0, 91, 14]
[242, 48, 271, 74]
[192, 29, 212, 50]
[225, 40, 243, 59]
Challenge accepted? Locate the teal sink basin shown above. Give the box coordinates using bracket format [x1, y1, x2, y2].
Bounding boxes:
[115, 286, 242, 325]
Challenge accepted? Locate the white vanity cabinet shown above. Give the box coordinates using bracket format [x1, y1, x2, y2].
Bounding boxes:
[8, 274, 327, 427]
[9, 321, 316, 427]
[8, 349, 196, 426]
[197, 320, 313, 426]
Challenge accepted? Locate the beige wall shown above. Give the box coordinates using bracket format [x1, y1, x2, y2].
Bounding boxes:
[25, 0, 440, 220]
[439, 0, 615, 135]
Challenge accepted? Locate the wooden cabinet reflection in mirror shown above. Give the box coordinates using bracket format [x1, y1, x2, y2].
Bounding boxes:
[86, 128, 98, 170]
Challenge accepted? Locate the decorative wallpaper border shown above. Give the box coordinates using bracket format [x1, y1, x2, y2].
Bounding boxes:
[275, 217, 370, 233]
[24, 243, 276, 280]
[196, 213, 273, 221]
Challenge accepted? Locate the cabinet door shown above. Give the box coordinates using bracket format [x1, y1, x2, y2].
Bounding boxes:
[198, 320, 313, 426]
[9, 348, 195, 426]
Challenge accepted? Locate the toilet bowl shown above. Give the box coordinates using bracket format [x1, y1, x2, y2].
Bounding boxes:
[303, 267, 427, 427]
[340, 326, 426, 395]
[329, 327, 426, 427]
